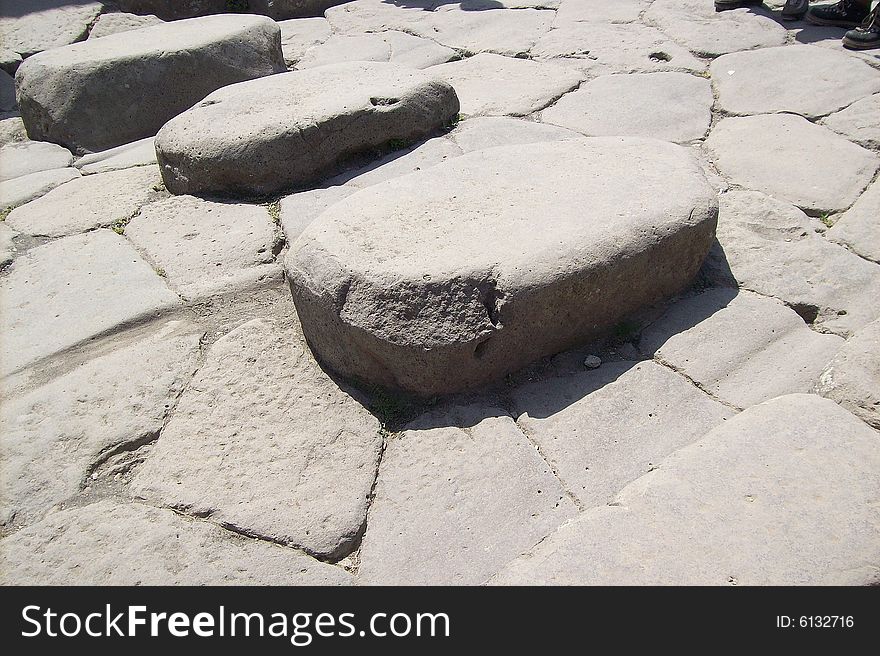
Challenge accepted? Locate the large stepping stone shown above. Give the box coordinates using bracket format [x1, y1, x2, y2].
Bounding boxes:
[1, 500, 351, 585]
[155, 62, 459, 196]
[822, 92, 880, 149]
[492, 394, 880, 585]
[827, 178, 880, 263]
[0, 141, 72, 181]
[358, 402, 577, 585]
[130, 318, 383, 561]
[705, 114, 879, 213]
[285, 138, 717, 397]
[112, 1, 227, 20]
[711, 45, 880, 119]
[297, 31, 455, 70]
[0, 0, 104, 59]
[88, 12, 164, 40]
[15, 14, 286, 154]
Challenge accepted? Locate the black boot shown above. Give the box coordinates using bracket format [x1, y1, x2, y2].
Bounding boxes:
[806, 0, 870, 27]
[843, 3, 880, 48]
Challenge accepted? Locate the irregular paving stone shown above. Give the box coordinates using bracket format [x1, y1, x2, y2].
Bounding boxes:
[325, 0, 432, 34]
[512, 361, 734, 508]
[542, 72, 712, 143]
[0, 69, 14, 112]
[0, 47, 21, 74]
[554, 0, 648, 24]
[0, 221, 15, 266]
[0, 167, 80, 209]
[492, 394, 880, 585]
[155, 62, 459, 196]
[816, 318, 880, 429]
[429, 53, 583, 117]
[704, 190, 880, 336]
[285, 138, 718, 396]
[640, 289, 843, 409]
[705, 114, 879, 213]
[822, 92, 880, 149]
[297, 31, 456, 69]
[125, 196, 281, 299]
[88, 12, 164, 39]
[415, 6, 553, 56]
[5, 165, 161, 237]
[0, 0, 104, 58]
[280, 186, 356, 243]
[131, 318, 383, 560]
[0, 141, 73, 181]
[0, 230, 179, 376]
[449, 116, 580, 152]
[358, 403, 577, 585]
[16, 14, 286, 154]
[74, 136, 157, 175]
[1, 500, 352, 585]
[0, 115, 27, 147]
[332, 136, 463, 189]
[711, 45, 880, 119]
[827, 178, 880, 263]
[112, 0, 227, 20]
[644, 0, 787, 56]
[0, 321, 201, 531]
[278, 17, 331, 66]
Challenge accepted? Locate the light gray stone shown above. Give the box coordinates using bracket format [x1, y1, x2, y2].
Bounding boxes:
[449, 116, 580, 152]
[280, 186, 355, 244]
[705, 114, 879, 213]
[0, 221, 15, 266]
[358, 403, 577, 585]
[0, 0, 104, 58]
[130, 318, 383, 561]
[640, 289, 844, 409]
[0, 141, 73, 181]
[0, 69, 14, 112]
[822, 92, 880, 149]
[155, 62, 459, 196]
[286, 138, 717, 396]
[816, 318, 880, 429]
[5, 165, 161, 237]
[297, 31, 455, 70]
[0, 115, 27, 147]
[512, 361, 734, 508]
[87, 12, 163, 40]
[0, 47, 21, 74]
[332, 136, 463, 189]
[74, 137, 157, 175]
[16, 14, 286, 154]
[0, 321, 201, 531]
[554, 0, 648, 24]
[828, 178, 880, 264]
[542, 72, 712, 143]
[325, 0, 432, 35]
[278, 17, 331, 66]
[1, 500, 352, 585]
[712, 45, 880, 118]
[0, 167, 80, 209]
[0, 230, 179, 376]
[493, 394, 880, 585]
[429, 53, 583, 117]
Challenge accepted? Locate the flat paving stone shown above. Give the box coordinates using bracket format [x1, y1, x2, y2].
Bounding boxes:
[88, 12, 164, 39]
[358, 403, 577, 585]
[705, 114, 879, 213]
[711, 45, 880, 119]
[423, 5, 553, 56]
[0, 116, 27, 148]
[554, 0, 648, 24]
[449, 116, 580, 152]
[280, 186, 356, 244]
[492, 394, 880, 585]
[125, 195, 281, 299]
[429, 53, 583, 117]
[827, 178, 880, 264]
[297, 31, 455, 70]
[1, 500, 352, 585]
[279, 17, 331, 66]
[0, 221, 15, 266]
[822, 92, 880, 149]
[0, 141, 73, 181]
[130, 318, 383, 561]
[6, 165, 161, 237]
[74, 137, 158, 175]
[0, 230, 179, 376]
[640, 289, 844, 409]
[0, 167, 80, 209]
[0, 321, 201, 531]
[332, 136, 463, 189]
[0, 0, 104, 58]
[542, 72, 712, 143]
[324, 0, 433, 35]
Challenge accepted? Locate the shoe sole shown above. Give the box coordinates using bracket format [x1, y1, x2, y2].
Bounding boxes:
[806, 13, 865, 28]
[842, 35, 880, 49]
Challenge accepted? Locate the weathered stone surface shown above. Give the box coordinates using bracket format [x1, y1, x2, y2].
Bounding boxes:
[0, 167, 80, 209]
[640, 289, 843, 408]
[125, 196, 281, 299]
[542, 72, 711, 143]
[332, 136, 463, 189]
[0, 141, 73, 181]
[644, 0, 787, 56]
[297, 31, 455, 70]
[0, 221, 15, 266]
[0, 69, 14, 112]
[0, 230, 178, 376]
[111, 0, 227, 21]
[88, 12, 163, 40]
[16, 14, 286, 154]
[155, 62, 459, 196]
[449, 116, 579, 152]
[822, 92, 880, 149]
[286, 138, 717, 396]
[816, 318, 880, 429]
[325, 0, 431, 34]
[1, 500, 352, 585]
[278, 17, 331, 67]
[704, 190, 880, 336]
[493, 394, 880, 585]
[705, 114, 879, 213]
[828, 178, 880, 264]
[0, 322, 201, 531]
[74, 136, 157, 175]
[555, 0, 647, 24]
[0, 115, 26, 147]
[0, 47, 21, 74]
[712, 45, 880, 119]
[6, 165, 161, 237]
[0, 0, 104, 58]
[131, 319, 383, 560]
[512, 361, 734, 508]
[429, 53, 583, 117]
[280, 186, 355, 243]
[358, 403, 577, 585]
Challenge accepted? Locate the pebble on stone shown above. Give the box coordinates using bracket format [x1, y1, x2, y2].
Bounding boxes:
[297, 31, 456, 70]
[0, 0, 104, 59]
[0, 141, 73, 181]
[74, 137, 158, 175]
[0, 167, 81, 210]
[827, 178, 880, 264]
[822, 92, 880, 150]
[87, 12, 164, 40]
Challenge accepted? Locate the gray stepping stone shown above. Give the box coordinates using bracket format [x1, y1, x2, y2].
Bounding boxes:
[130, 318, 383, 561]
[827, 178, 880, 264]
[278, 17, 331, 67]
[711, 45, 880, 119]
[0, 321, 201, 531]
[429, 53, 583, 117]
[492, 394, 880, 585]
[358, 402, 577, 585]
[74, 137, 158, 175]
[297, 31, 455, 70]
[449, 116, 580, 152]
[705, 114, 879, 213]
[16, 14, 286, 154]
[822, 92, 880, 149]
[0, 167, 80, 209]
[0, 0, 104, 58]
[0, 230, 179, 376]
[87, 12, 164, 40]
[0, 141, 73, 181]
[640, 289, 843, 409]
[1, 500, 351, 585]
[554, 0, 648, 24]
[285, 138, 717, 396]
[542, 72, 712, 143]
[512, 361, 734, 508]
[155, 62, 459, 196]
